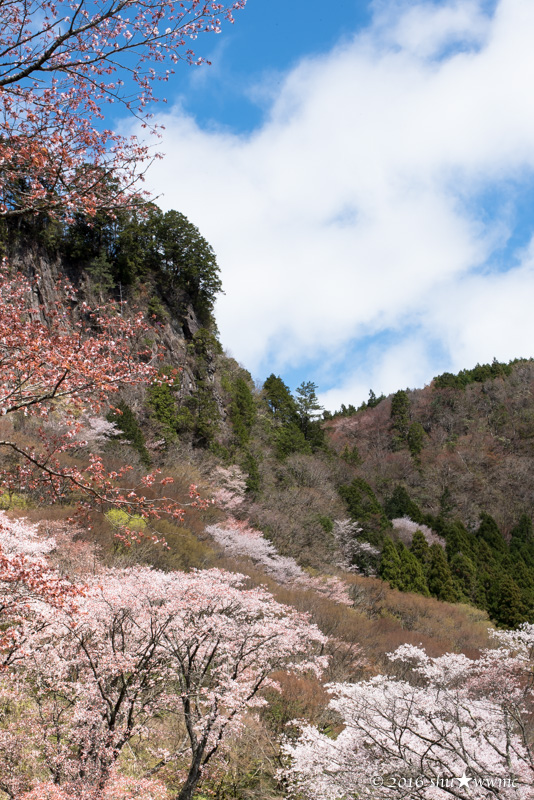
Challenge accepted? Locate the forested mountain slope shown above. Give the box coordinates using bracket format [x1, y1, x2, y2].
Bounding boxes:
[5, 207, 534, 633]
[327, 360, 534, 533]
[2, 207, 534, 798]
[322, 361, 534, 627]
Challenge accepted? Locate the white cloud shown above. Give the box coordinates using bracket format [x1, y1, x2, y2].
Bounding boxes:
[142, 0, 534, 406]
[371, 0, 491, 59]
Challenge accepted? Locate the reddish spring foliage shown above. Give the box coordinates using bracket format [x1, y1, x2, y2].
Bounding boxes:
[0, 0, 247, 217]
[21, 773, 170, 800]
[0, 262, 207, 539]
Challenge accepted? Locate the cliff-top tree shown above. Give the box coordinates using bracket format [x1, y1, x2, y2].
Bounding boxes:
[151, 209, 223, 325]
[0, 0, 247, 219]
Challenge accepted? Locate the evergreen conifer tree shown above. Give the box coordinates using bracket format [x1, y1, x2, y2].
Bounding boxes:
[229, 377, 256, 447]
[152, 209, 222, 326]
[263, 375, 297, 424]
[488, 575, 527, 628]
[107, 400, 151, 467]
[477, 513, 507, 556]
[385, 485, 424, 524]
[396, 541, 429, 595]
[410, 530, 430, 568]
[294, 381, 325, 448]
[379, 538, 402, 590]
[390, 390, 411, 450]
[438, 487, 454, 518]
[443, 520, 476, 562]
[449, 551, 477, 602]
[509, 560, 534, 615]
[407, 421, 425, 460]
[510, 514, 534, 566]
[427, 544, 457, 602]
[339, 478, 390, 544]
[263, 376, 310, 458]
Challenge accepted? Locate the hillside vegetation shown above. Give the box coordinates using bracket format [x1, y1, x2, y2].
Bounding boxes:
[7, 209, 533, 633]
[1, 209, 533, 799]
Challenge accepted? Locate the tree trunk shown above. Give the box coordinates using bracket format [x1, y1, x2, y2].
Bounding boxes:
[175, 749, 204, 800]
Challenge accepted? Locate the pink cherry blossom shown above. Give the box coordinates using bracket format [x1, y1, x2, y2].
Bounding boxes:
[284, 625, 534, 799]
[3, 564, 325, 800]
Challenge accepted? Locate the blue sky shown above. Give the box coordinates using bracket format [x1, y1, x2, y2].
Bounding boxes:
[168, 0, 372, 134]
[127, 0, 534, 410]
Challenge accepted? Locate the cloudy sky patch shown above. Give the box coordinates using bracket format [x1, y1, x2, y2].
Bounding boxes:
[138, 0, 534, 408]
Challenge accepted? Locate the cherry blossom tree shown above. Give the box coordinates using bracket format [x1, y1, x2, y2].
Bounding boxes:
[332, 518, 381, 575]
[212, 465, 247, 510]
[0, 511, 79, 666]
[0, 513, 82, 798]
[158, 569, 327, 800]
[0, 262, 201, 533]
[391, 516, 445, 548]
[0, 0, 247, 217]
[283, 625, 534, 799]
[207, 517, 353, 605]
[5, 565, 326, 800]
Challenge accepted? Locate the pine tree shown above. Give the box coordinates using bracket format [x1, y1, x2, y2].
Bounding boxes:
[510, 514, 534, 566]
[367, 389, 385, 408]
[274, 424, 310, 459]
[242, 450, 261, 496]
[263, 375, 298, 424]
[410, 530, 430, 568]
[390, 390, 411, 450]
[152, 209, 222, 327]
[107, 400, 151, 467]
[449, 551, 477, 602]
[385, 485, 424, 524]
[443, 520, 476, 562]
[263, 376, 311, 459]
[510, 514, 534, 547]
[396, 541, 429, 595]
[294, 381, 324, 447]
[229, 377, 256, 447]
[476, 513, 507, 556]
[146, 372, 180, 443]
[339, 478, 390, 544]
[438, 487, 454, 518]
[488, 575, 527, 629]
[379, 538, 402, 590]
[407, 421, 425, 460]
[341, 444, 362, 465]
[509, 560, 534, 616]
[427, 544, 457, 602]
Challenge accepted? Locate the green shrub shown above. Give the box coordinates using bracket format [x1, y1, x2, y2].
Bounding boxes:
[0, 492, 29, 510]
[105, 509, 147, 532]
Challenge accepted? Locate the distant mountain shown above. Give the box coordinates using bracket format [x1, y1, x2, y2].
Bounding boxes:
[327, 359, 534, 533]
[323, 360, 534, 627]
